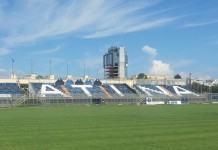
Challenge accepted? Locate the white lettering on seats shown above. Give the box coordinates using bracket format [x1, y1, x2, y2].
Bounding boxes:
[41, 84, 65, 96]
[173, 86, 199, 96]
[71, 85, 92, 97]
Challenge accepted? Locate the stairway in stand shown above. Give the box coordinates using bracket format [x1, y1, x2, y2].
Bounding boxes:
[60, 85, 72, 97]
[159, 86, 176, 97]
[99, 85, 112, 98]
[13, 95, 27, 106]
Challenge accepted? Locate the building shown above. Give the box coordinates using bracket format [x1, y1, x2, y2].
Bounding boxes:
[103, 46, 128, 79]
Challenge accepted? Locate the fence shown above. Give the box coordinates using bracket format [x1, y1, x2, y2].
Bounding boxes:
[0, 94, 145, 107]
[0, 93, 218, 107]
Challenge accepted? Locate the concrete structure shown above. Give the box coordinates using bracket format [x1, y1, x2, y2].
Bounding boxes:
[30, 74, 37, 80]
[103, 46, 128, 79]
[66, 75, 73, 79]
[49, 74, 55, 80]
[147, 75, 167, 80]
[10, 74, 17, 79]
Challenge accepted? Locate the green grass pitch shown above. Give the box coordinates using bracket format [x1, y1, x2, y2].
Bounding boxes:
[0, 104, 218, 150]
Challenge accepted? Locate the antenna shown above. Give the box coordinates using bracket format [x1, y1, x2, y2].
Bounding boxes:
[67, 60, 69, 75]
[12, 58, 14, 75]
[84, 60, 86, 77]
[88, 69, 89, 77]
[49, 60, 51, 75]
[31, 59, 33, 74]
[97, 68, 98, 79]
[189, 73, 192, 86]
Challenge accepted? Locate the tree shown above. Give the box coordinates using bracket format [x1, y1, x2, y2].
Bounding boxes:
[137, 73, 145, 79]
[36, 75, 45, 79]
[190, 82, 210, 93]
[211, 86, 218, 93]
[174, 74, 182, 79]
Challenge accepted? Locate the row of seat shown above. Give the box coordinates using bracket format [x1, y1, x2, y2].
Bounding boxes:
[30, 83, 137, 98]
[57, 79, 102, 86]
[137, 84, 198, 97]
[0, 83, 21, 94]
[0, 81, 199, 98]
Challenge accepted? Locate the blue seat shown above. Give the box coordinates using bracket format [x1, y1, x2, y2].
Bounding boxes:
[65, 80, 74, 86]
[0, 83, 21, 95]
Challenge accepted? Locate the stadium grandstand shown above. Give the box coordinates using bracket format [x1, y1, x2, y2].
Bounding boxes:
[0, 75, 216, 107]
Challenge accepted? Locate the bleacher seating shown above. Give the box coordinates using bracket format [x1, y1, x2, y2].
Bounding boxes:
[29, 79, 198, 99]
[139, 85, 164, 95]
[93, 79, 102, 85]
[180, 85, 197, 93]
[102, 84, 119, 97]
[55, 79, 64, 86]
[0, 83, 21, 95]
[135, 84, 199, 98]
[143, 85, 162, 92]
[136, 85, 168, 98]
[0, 77, 207, 107]
[30, 79, 142, 98]
[31, 83, 42, 93]
[86, 85, 106, 98]
[75, 79, 84, 85]
[180, 85, 190, 90]
[133, 85, 146, 94]
[31, 83, 64, 97]
[84, 80, 93, 85]
[113, 84, 136, 94]
[65, 79, 74, 86]
[66, 86, 87, 98]
[46, 86, 54, 91]
[162, 85, 177, 95]
[53, 84, 65, 94]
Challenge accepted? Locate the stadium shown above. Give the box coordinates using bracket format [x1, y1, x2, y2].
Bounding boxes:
[0, 47, 218, 149]
[1, 1, 218, 149]
[0, 46, 216, 107]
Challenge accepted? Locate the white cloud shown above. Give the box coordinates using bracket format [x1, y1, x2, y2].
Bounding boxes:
[0, 0, 176, 47]
[31, 46, 61, 55]
[142, 45, 157, 58]
[141, 45, 174, 77]
[0, 48, 10, 56]
[148, 60, 174, 77]
[181, 20, 218, 28]
[84, 18, 176, 38]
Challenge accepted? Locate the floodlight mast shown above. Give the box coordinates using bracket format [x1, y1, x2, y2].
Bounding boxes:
[50, 60, 51, 75]
[67, 60, 69, 75]
[12, 59, 14, 75]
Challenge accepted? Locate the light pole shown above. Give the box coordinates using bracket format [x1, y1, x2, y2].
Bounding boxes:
[12, 58, 14, 75]
[31, 59, 33, 74]
[189, 73, 192, 87]
[67, 60, 69, 76]
[49, 60, 51, 75]
[83, 60, 86, 77]
[210, 86, 212, 102]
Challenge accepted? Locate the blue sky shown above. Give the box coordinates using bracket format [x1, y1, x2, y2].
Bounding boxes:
[0, 0, 218, 79]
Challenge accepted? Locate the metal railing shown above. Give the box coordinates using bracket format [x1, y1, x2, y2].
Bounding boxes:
[0, 93, 218, 107]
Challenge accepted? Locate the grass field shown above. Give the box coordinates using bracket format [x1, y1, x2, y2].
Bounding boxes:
[0, 104, 218, 150]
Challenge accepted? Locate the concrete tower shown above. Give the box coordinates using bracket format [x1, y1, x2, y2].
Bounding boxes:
[103, 46, 128, 79]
